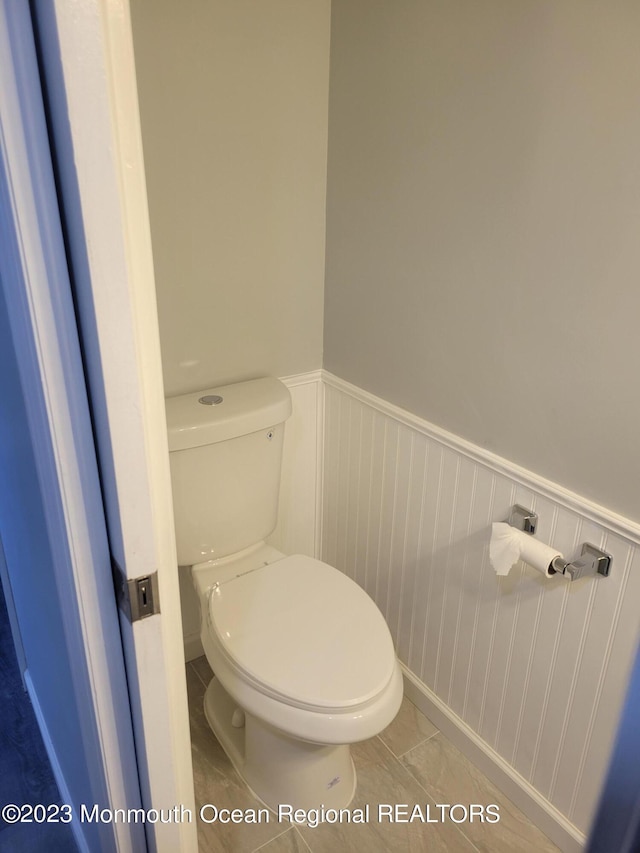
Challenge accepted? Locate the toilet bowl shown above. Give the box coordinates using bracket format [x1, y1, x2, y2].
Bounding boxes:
[166, 377, 403, 811]
[192, 543, 403, 811]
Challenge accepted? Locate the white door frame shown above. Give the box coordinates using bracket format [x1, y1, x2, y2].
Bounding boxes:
[10, 1, 197, 851]
[0, 1, 146, 851]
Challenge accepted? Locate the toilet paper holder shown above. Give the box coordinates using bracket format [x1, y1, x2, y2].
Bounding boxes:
[550, 545, 612, 580]
[507, 505, 612, 580]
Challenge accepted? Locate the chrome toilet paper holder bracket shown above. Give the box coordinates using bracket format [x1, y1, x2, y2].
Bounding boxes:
[508, 505, 538, 535]
[550, 544, 612, 581]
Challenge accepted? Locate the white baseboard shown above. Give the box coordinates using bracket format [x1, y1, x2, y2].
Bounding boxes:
[24, 671, 91, 853]
[401, 664, 586, 853]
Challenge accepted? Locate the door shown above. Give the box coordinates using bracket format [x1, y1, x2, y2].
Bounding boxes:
[0, 1, 197, 851]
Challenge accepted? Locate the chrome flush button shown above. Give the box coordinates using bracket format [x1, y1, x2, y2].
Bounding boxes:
[199, 394, 223, 405]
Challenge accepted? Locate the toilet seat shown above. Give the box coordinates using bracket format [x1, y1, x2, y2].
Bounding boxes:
[207, 554, 397, 714]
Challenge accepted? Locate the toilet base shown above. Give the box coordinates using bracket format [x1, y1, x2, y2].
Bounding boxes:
[204, 677, 357, 813]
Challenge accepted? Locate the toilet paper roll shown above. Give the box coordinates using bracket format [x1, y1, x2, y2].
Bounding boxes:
[490, 522, 562, 578]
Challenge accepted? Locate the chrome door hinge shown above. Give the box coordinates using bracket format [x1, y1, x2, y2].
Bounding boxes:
[112, 559, 161, 623]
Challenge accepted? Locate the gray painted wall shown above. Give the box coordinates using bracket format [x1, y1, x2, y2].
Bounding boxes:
[324, 0, 640, 521]
[131, 0, 330, 397]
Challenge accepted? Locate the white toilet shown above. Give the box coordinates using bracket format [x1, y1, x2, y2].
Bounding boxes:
[166, 377, 403, 812]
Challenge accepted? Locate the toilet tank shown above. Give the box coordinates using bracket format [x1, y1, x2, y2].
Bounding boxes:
[165, 377, 292, 566]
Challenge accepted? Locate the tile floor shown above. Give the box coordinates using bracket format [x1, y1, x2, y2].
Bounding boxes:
[187, 657, 561, 853]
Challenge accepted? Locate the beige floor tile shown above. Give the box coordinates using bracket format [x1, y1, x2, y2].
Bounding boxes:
[191, 654, 214, 687]
[379, 696, 439, 758]
[187, 662, 559, 853]
[296, 735, 476, 853]
[401, 733, 560, 853]
[187, 666, 287, 853]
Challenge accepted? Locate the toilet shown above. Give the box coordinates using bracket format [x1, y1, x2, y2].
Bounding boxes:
[166, 377, 403, 812]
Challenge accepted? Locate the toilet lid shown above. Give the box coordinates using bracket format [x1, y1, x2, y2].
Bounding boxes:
[208, 555, 397, 712]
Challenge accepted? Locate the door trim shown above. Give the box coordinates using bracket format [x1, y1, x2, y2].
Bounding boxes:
[31, 2, 197, 850]
[0, 1, 146, 850]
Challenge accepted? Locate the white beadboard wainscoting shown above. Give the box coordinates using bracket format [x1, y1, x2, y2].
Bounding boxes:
[175, 368, 639, 850]
[320, 371, 640, 852]
[269, 371, 324, 559]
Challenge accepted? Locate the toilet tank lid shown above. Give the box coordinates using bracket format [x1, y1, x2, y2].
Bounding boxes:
[165, 377, 292, 452]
